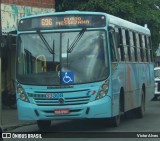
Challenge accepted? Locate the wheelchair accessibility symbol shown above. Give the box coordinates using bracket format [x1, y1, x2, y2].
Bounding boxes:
[62, 72, 74, 84]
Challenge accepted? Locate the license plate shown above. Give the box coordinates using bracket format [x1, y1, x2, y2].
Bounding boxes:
[54, 109, 70, 114]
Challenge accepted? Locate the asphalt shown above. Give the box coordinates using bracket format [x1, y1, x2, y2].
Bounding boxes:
[2, 107, 36, 131]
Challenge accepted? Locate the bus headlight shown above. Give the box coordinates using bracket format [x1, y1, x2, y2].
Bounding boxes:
[96, 80, 109, 100]
[17, 85, 29, 102]
[102, 84, 108, 89]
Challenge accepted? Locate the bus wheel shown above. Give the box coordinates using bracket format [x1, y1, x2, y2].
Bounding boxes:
[37, 120, 51, 131]
[111, 114, 120, 127]
[0, 127, 3, 141]
[111, 96, 122, 127]
[135, 89, 145, 118]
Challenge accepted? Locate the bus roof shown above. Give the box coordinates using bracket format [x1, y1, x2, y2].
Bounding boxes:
[19, 11, 150, 35]
[107, 14, 150, 35]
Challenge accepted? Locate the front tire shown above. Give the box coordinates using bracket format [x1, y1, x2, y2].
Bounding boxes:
[111, 93, 123, 127]
[37, 120, 51, 131]
[0, 127, 3, 141]
[111, 114, 120, 127]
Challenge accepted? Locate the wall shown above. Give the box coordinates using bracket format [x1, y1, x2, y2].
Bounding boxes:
[1, 0, 55, 32]
[1, 0, 55, 8]
[0, 0, 55, 89]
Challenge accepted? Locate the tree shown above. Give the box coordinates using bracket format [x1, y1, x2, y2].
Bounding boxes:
[55, 0, 160, 57]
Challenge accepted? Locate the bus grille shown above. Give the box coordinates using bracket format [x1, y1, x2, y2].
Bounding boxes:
[28, 93, 90, 106]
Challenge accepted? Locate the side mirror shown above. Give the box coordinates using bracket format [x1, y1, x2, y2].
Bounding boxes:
[108, 26, 115, 33]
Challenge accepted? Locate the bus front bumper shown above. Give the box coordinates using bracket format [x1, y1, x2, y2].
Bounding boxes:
[17, 96, 112, 120]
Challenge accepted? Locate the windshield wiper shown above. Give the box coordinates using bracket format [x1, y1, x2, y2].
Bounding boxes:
[37, 29, 54, 54]
[67, 28, 86, 53]
[67, 38, 70, 67]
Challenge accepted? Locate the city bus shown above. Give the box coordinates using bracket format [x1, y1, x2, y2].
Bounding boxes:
[16, 11, 154, 130]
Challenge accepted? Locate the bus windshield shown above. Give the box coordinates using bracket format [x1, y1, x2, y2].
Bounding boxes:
[16, 30, 109, 85]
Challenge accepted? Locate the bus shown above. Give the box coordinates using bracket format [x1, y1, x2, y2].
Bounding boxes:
[16, 11, 154, 130]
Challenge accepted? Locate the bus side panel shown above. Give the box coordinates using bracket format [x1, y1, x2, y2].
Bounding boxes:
[111, 63, 140, 115]
[125, 63, 141, 111]
[124, 63, 154, 111]
[112, 62, 154, 117]
[143, 63, 154, 101]
[111, 63, 125, 117]
[149, 63, 154, 100]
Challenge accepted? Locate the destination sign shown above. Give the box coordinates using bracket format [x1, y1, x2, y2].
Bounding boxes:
[18, 14, 106, 31]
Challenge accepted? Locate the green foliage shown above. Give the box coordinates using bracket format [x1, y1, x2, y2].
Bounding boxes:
[56, 0, 160, 55]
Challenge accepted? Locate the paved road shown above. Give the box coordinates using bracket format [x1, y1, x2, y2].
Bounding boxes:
[3, 100, 160, 141]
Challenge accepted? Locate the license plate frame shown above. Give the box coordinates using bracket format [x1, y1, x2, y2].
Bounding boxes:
[54, 109, 70, 115]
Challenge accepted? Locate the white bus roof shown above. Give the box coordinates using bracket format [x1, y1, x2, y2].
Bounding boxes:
[107, 14, 150, 35]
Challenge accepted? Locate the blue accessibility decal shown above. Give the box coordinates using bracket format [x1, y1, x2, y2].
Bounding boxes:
[62, 72, 74, 84]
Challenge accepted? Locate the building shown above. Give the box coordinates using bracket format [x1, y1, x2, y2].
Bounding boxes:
[1, 0, 55, 91]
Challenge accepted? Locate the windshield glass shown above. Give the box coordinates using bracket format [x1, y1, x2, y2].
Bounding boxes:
[16, 30, 109, 85]
[154, 69, 160, 78]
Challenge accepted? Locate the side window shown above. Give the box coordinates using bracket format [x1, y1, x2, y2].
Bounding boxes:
[144, 36, 149, 62]
[125, 30, 131, 61]
[133, 32, 138, 61]
[122, 29, 128, 61]
[142, 35, 146, 62]
[129, 31, 135, 61]
[118, 28, 124, 61]
[136, 33, 141, 62]
[139, 34, 144, 62]
[147, 36, 151, 62]
[148, 37, 153, 62]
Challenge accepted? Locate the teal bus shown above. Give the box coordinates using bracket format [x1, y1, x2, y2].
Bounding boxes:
[16, 11, 154, 130]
